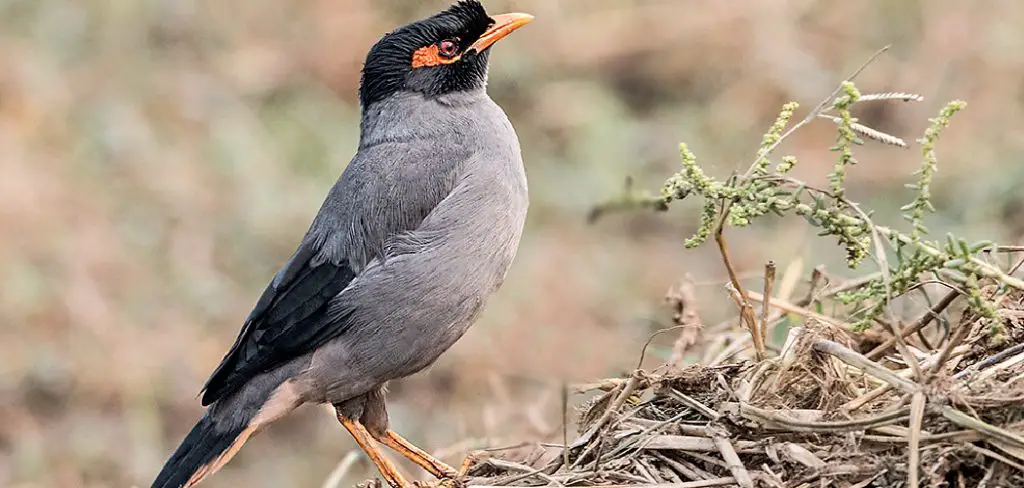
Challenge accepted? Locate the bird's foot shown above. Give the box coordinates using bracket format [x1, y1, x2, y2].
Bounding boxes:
[412, 478, 464, 488]
[409, 450, 486, 488]
[435, 478, 465, 488]
[457, 450, 489, 478]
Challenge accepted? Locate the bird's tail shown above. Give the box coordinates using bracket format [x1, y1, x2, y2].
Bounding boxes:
[152, 376, 302, 488]
[150, 409, 255, 488]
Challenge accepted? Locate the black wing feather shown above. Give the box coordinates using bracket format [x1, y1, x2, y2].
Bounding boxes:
[200, 241, 356, 405]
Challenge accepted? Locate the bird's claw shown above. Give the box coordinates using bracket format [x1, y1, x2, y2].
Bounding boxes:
[409, 451, 486, 488]
[357, 480, 384, 488]
[438, 478, 465, 488]
[412, 478, 463, 488]
[458, 450, 489, 478]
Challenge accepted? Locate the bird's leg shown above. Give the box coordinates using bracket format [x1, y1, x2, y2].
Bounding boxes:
[450, 449, 491, 481]
[358, 388, 460, 480]
[337, 414, 411, 488]
[458, 450, 488, 477]
[375, 430, 459, 479]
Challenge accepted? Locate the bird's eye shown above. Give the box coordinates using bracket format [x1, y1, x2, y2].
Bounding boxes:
[438, 39, 459, 58]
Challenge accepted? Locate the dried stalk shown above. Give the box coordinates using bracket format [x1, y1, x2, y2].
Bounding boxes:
[732, 403, 911, 432]
[908, 392, 926, 488]
[866, 290, 960, 360]
[812, 339, 919, 394]
[760, 262, 776, 349]
[710, 429, 754, 488]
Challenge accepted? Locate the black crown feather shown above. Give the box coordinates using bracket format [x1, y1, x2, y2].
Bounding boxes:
[359, 1, 496, 108]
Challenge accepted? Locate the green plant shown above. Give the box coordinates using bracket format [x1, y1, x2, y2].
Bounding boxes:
[594, 48, 1024, 350]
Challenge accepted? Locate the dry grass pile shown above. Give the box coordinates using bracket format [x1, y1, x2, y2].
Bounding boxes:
[460, 286, 1024, 487]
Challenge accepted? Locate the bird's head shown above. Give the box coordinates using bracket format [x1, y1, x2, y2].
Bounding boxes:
[359, 1, 533, 108]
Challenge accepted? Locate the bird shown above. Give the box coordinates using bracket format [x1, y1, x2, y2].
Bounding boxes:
[150, 2, 533, 487]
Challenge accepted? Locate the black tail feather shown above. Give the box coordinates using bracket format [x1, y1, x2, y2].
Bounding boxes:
[151, 413, 249, 488]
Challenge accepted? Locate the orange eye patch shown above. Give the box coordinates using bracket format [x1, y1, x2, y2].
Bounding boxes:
[411, 44, 462, 68]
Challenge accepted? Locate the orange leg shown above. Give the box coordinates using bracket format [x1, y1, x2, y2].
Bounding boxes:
[457, 450, 488, 477]
[338, 415, 410, 488]
[376, 430, 459, 479]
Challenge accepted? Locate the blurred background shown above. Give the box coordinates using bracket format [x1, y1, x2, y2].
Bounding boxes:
[3, 0, 1024, 486]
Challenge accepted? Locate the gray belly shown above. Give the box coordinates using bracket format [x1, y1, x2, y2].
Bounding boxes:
[303, 166, 526, 406]
[305, 278, 490, 405]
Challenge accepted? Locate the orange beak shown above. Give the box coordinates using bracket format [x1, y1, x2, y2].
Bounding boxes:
[467, 13, 534, 54]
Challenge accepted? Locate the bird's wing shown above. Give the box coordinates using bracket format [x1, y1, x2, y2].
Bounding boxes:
[199, 241, 357, 405]
[198, 141, 461, 406]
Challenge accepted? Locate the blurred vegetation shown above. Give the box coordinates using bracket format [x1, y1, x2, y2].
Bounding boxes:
[2, 1, 1024, 487]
